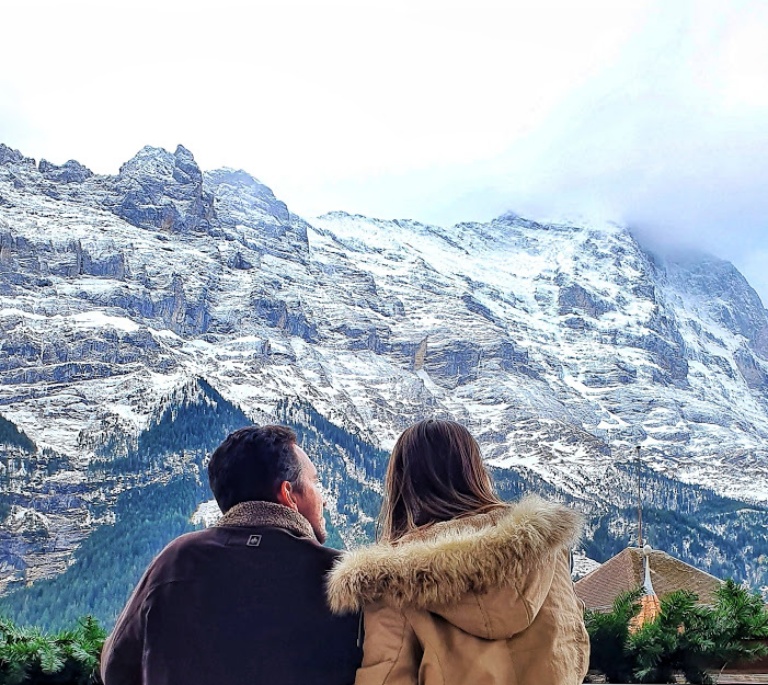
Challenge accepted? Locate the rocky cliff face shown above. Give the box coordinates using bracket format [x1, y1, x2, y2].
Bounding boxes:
[1, 142, 768, 593]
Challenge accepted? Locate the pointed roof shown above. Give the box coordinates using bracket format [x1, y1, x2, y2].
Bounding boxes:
[642, 545, 656, 595]
[629, 593, 662, 632]
[629, 546, 660, 632]
[575, 547, 723, 612]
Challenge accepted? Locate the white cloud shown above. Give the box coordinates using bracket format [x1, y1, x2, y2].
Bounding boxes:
[1, 0, 766, 303]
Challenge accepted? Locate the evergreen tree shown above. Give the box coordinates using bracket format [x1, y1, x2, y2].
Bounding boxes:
[586, 581, 768, 683]
[0, 415, 35, 453]
[0, 614, 106, 684]
[585, 588, 643, 682]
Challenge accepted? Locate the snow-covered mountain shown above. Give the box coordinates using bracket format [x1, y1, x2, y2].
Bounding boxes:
[1, 142, 768, 610]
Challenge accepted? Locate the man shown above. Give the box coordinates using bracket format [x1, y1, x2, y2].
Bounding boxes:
[101, 425, 362, 685]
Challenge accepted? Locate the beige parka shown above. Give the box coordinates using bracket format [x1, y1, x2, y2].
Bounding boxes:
[327, 496, 590, 685]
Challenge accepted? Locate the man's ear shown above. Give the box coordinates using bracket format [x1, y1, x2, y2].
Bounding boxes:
[276, 480, 298, 510]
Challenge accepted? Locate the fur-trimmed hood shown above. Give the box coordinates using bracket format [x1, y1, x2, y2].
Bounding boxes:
[327, 496, 582, 638]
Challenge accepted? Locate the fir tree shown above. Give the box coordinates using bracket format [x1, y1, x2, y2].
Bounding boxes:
[0, 614, 106, 684]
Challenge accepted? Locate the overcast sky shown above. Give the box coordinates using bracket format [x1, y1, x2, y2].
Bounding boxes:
[2, 0, 767, 304]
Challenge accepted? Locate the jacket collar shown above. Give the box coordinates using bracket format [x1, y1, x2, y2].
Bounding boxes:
[217, 500, 316, 541]
[327, 495, 582, 614]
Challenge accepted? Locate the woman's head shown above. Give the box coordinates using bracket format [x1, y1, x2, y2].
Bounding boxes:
[379, 419, 502, 541]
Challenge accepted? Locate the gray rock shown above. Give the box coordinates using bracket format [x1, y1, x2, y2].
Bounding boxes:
[205, 168, 290, 224]
[558, 283, 611, 318]
[39, 159, 93, 184]
[734, 346, 768, 390]
[652, 249, 768, 360]
[423, 340, 482, 388]
[0, 144, 35, 168]
[251, 296, 318, 343]
[497, 340, 541, 379]
[111, 145, 217, 234]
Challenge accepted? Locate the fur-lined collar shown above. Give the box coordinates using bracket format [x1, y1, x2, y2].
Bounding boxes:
[216, 500, 316, 540]
[327, 496, 582, 614]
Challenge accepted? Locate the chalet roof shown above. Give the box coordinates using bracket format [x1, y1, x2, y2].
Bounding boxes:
[574, 547, 723, 612]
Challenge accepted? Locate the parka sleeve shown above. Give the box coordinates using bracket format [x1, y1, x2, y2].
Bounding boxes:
[355, 604, 421, 685]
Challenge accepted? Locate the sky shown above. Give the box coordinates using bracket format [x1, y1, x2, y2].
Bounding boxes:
[2, 0, 767, 304]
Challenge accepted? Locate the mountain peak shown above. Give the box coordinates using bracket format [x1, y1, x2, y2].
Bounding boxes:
[118, 144, 201, 181]
[205, 167, 265, 190]
[0, 143, 36, 169]
[173, 144, 194, 160]
[204, 167, 290, 227]
[38, 158, 93, 184]
[111, 144, 212, 233]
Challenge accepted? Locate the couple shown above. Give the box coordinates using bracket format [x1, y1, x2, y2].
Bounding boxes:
[101, 419, 589, 684]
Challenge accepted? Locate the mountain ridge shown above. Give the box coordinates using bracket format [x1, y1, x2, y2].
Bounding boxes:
[1, 141, 768, 606]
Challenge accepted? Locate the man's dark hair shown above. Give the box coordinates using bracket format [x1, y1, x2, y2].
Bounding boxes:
[208, 425, 303, 513]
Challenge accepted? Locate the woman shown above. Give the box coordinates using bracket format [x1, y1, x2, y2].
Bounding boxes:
[327, 419, 589, 684]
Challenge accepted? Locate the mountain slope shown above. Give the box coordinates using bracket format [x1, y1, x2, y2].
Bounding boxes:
[1, 141, 768, 604]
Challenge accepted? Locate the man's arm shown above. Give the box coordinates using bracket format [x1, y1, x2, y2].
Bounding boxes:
[101, 575, 152, 685]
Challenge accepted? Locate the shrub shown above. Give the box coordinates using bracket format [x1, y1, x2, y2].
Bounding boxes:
[586, 580, 768, 683]
[0, 615, 105, 685]
[585, 588, 643, 682]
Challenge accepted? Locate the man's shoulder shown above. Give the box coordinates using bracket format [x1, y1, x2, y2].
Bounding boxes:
[310, 540, 344, 564]
[252, 526, 345, 564]
[226, 524, 345, 572]
[143, 528, 221, 574]
[160, 526, 219, 553]
[146, 526, 344, 581]
[165, 525, 343, 557]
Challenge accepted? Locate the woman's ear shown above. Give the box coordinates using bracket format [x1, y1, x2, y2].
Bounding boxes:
[276, 480, 298, 510]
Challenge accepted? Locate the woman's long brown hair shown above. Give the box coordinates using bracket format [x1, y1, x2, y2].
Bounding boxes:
[379, 419, 504, 541]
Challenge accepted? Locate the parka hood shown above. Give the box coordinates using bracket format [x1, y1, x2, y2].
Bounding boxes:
[327, 496, 583, 639]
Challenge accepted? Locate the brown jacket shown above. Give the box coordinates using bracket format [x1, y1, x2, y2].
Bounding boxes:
[327, 496, 589, 685]
[102, 501, 362, 685]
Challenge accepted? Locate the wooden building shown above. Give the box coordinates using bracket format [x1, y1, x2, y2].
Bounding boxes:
[575, 545, 723, 614]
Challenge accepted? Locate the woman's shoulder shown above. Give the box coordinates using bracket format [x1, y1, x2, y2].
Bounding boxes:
[326, 495, 583, 614]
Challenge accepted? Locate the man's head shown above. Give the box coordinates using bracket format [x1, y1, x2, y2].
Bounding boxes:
[208, 425, 327, 542]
